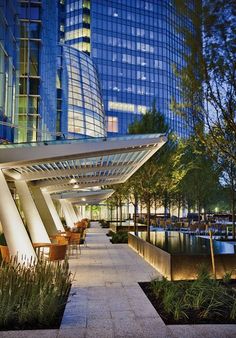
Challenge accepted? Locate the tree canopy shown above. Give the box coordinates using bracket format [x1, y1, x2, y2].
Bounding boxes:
[173, 0, 236, 164]
[128, 100, 169, 135]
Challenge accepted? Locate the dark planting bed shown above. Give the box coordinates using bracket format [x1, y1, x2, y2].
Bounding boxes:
[139, 279, 236, 325]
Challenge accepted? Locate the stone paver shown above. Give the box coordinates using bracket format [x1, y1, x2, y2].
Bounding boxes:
[2, 222, 236, 337]
[61, 222, 166, 337]
[0, 330, 59, 338]
[60, 221, 236, 338]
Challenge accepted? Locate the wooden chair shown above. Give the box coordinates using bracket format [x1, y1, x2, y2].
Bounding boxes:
[55, 235, 69, 245]
[189, 223, 198, 234]
[198, 223, 206, 234]
[33, 243, 67, 261]
[69, 233, 81, 256]
[0, 245, 10, 262]
[48, 244, 67, 261]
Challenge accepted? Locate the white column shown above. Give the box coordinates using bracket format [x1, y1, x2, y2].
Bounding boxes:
[67, 202, 78, 223]
[42, 191, 65, 232]
[31, 187, 64, 235]
[0, 171, 36, 262]
[15, 181, 50, 244]
[81, 205, 86, 219]
[60, 200, 74, 228]
[73, 205, 80, 219]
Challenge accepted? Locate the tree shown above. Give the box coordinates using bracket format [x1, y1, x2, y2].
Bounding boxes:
[172, 0, 236, 234]
[213, 150, 236, 239]
[173, 0, 236, 164]
[125, 176, 141, 235]
[107, 183, 129, 225]
[128, 101, 169, 239]
[128, 100, 169, 135]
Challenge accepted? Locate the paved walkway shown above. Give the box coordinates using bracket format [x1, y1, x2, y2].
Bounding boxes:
[2, 222, 236, 337]
[60, 222, 165, 338]
[59, 222, 236, 338]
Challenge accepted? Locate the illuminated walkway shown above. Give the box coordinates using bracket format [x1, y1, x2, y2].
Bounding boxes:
[59, 223, 236, 338]
[60, 222, 166, 338]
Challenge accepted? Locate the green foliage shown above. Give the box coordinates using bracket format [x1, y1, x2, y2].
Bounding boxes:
[222, 271, 233, 285]
[107, 230, 114, 237]
[0, 233, 7, 246]
[100, 219, 110, 228]
[151, 268, 236, 323]
[110, 231, 128, 244]
[128, 100, 168, 134]
[0, 258, 73, 330]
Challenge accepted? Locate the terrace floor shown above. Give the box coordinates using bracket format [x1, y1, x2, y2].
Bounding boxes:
[59, 222, 236, 338]
[2, 222, 236, 338]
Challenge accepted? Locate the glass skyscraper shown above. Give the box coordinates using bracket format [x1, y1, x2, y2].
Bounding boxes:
[18, 0, 58, 142]
[64, 0, 200, 137]
[0, 0, 106, 143]
[0, 0, 200, 142]
[0, 0, 19, 142]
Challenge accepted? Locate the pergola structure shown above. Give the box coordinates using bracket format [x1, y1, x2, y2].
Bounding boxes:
[0, 134, 166, 261]
[52, 189, 115, 228]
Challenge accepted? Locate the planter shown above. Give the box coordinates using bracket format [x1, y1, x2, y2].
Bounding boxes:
[128, 232, 236, 280]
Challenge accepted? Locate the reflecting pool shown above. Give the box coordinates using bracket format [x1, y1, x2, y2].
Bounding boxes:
[137, 231, 235, 255]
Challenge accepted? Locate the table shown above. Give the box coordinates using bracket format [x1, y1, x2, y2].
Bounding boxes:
[33, 242, 52, 257]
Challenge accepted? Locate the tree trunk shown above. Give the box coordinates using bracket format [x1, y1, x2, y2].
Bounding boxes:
[154, 199, 157, 215]
[127, 199, 129, 220]
[110, 206, 113, 221]
[154, 199, 157, 226]
[177, 197, 181, 221]
[232, 190, 235, 240]
[147, 199, 151, 242]
[198, 200, 201, 223]
[164, 193, 168, 220]
[134, 195, 138, 236]
[116, 204, 118, 223]
[119, 199, 122, 226]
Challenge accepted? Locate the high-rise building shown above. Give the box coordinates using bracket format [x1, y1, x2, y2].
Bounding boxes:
[18, 0, 58, 142]
[0, 0, 19, 143]
[64, 0, 200, 137]
[0, 0, 106, 143]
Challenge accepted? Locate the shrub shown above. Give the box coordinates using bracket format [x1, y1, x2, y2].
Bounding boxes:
[150, 268, 236, 323]
[106, 230, 114, 237]
[110, 231, 128, 244]
[0, 233, 7, 246]
[100, 220, 110, 228]
[0, 258, 73, 330]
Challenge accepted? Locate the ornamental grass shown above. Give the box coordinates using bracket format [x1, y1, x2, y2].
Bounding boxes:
[150, 267, 236, 323]
[0, 257, 73, 330]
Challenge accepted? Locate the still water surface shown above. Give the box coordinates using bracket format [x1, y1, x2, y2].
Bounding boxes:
[137, 231, 235, 255]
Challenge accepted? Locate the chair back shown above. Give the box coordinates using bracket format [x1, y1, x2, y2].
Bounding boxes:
[49, 244, 67, 261]
[0, 245, 10, 262]
[55, 235, 69, 245]
[70, 232, 81, 244]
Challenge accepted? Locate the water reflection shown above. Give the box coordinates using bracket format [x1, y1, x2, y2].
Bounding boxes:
[137, 231, 235, 255]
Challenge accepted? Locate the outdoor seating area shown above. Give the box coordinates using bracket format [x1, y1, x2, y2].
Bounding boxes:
[0, 217, 90, 263]
[0, 244, 10, 262]
[151, 218, 234, 237]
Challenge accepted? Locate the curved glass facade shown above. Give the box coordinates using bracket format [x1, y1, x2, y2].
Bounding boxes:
[58, 44, 105, 138]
